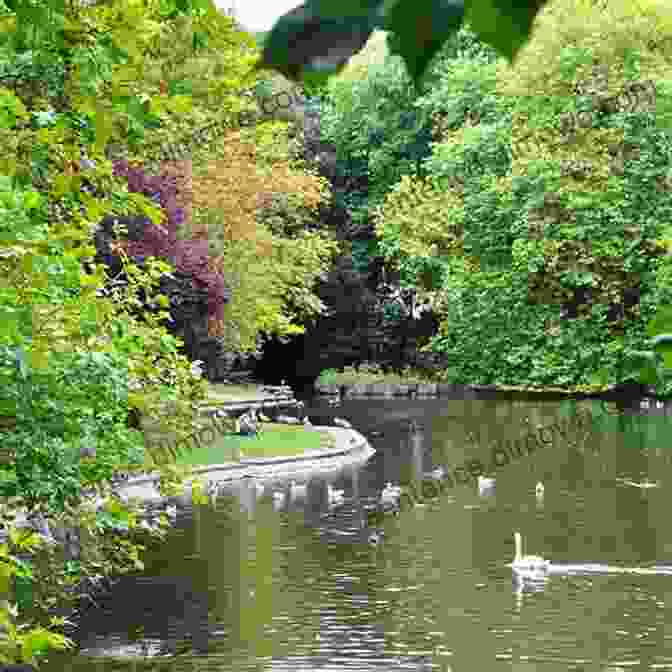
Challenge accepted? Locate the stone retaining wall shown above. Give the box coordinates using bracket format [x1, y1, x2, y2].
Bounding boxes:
[315, 381, 465, 398]
[113, 427, 374, 507]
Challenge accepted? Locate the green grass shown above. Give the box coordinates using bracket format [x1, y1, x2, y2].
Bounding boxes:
[203, 383, 273, 402]
[148, 423, 336, 468]
[317, 362, 439, 386]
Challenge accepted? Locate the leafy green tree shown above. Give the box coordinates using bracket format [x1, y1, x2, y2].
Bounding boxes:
[375, 0, 672, 393]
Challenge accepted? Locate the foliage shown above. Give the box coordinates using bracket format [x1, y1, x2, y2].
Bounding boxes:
[318, 45, 435, 244]
[0, 0, 264, 664]
[256, 0, 549, 87]
[373, 0, 672, 394]
[127, 8, 259, 169]
[110, 158, 231, 325]
[187, 127, 338, 351]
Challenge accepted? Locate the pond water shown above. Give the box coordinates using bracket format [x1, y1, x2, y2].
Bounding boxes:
[42, 394, 672, 671]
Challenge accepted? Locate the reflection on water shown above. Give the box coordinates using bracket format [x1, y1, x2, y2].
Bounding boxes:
[42, 396, 672, 671]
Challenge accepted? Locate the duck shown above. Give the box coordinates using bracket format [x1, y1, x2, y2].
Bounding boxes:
[380, 482, 402, 509]
[333, 417, 352, 429]
[427, 466, 446, 480]
[327, 484, 345, 506]
[238, 411, 259, 437]
[290, 480, 308, 500]
[535, 482, 545, 498]
[511, 531, 550, 573]
[478, 475, 495, 494]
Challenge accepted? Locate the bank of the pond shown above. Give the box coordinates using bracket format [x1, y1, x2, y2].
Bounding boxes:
[314, 379, 657, 401]
[112, 425, 374, 507]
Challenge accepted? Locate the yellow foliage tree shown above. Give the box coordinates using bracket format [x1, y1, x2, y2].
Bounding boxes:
[188, 123, 337, 351]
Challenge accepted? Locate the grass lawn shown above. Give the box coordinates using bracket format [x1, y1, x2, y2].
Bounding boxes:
[146, 422, 336, 469]
[204, 383, 274, 402]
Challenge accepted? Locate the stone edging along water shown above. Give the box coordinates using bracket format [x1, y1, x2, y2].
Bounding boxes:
[0, 426, 374, 626]
[315, 380, 655, 400]
[109, 426, 375, 507]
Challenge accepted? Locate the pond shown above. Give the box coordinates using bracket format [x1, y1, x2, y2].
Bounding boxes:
[42, 393, 672, 671]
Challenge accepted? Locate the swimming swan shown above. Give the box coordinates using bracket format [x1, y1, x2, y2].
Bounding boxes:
[381, 482, 401, 505]
[617, 477, 659, 489]
[511, 532, 550, 573]
[327, 484, 345, 506]
[478, 476, 495, 494]
[290, 480, 308, 499]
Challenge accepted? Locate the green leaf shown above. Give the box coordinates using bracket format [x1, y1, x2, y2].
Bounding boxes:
[257, 1, 382, 83]
[466, 0, 549, 63]
[384, 0, 465, 86]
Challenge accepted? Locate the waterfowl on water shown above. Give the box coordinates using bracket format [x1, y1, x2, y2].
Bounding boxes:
[478, 476, 495, 494]
[327, 484, 345, 506]
[290, 480, 308, 499]
[617, 477, 659, 489]
[428, 466, 446, 480]
[380, 482, 402, 508]
[511, 531, 550, 573]
[535, 482, 544, 498]
[238, 411, 260, 437]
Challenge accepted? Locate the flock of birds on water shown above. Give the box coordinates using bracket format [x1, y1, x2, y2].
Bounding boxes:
[215, 408, 672, 582]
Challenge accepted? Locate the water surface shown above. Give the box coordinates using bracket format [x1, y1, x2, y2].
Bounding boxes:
[43, 395, 672, 671]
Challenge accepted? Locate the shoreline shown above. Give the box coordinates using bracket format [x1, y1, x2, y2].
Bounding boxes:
[0, 422, 374, 649]
[313, 380, 658, 401]
[112, 426, 375, 507]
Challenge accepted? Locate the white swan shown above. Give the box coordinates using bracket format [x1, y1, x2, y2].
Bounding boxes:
[478, 475, 495, 494]
[290, 480, 308, 500]
[327, 484, 345, 506]
[428, 466, 446, 480]
[511, 532, 550, 573]
[535, 482, 544, 498]
[617, 477, 659, 489]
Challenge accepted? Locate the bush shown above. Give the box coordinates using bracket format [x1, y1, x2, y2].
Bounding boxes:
[373, 0, 672, 393]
